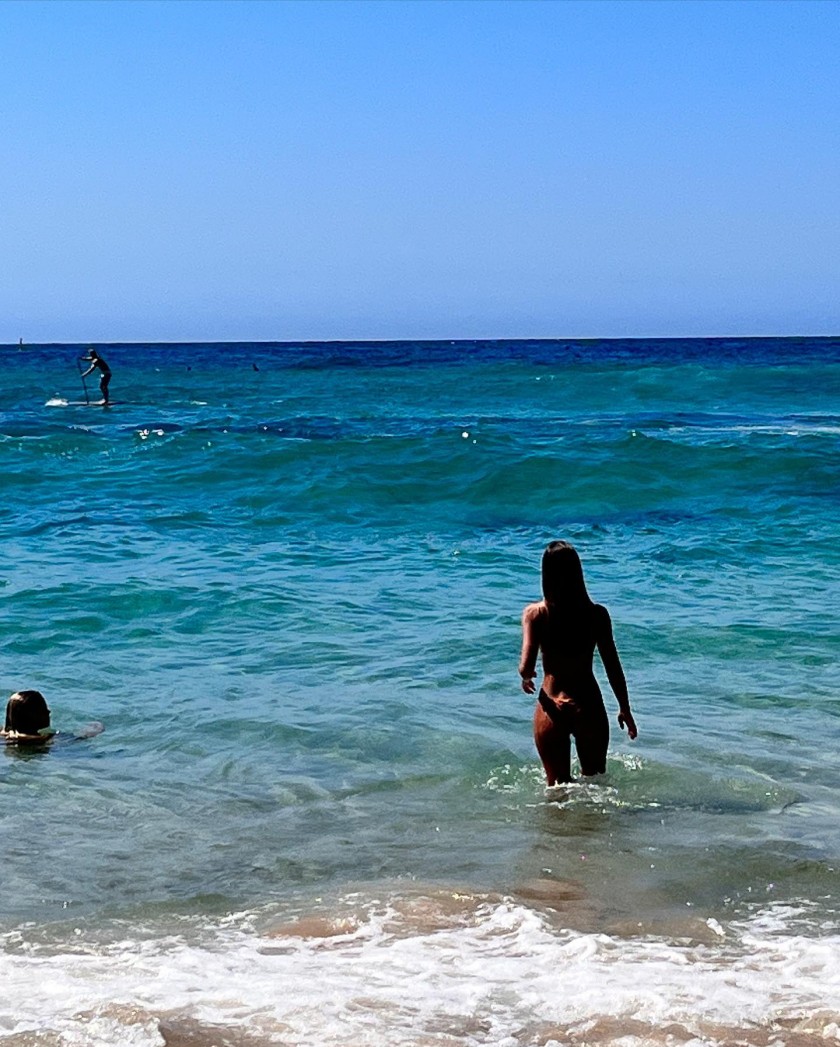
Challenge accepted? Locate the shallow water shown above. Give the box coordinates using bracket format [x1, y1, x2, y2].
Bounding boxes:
[1, 338, 839, 1044]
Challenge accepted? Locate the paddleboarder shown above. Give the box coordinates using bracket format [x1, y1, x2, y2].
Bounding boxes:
[80, 348, 112, 404]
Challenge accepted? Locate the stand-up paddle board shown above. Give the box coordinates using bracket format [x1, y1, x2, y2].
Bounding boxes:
[45, 399, 127, 407]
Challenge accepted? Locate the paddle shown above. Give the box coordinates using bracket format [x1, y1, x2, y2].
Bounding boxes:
[77, 355, 90, 404]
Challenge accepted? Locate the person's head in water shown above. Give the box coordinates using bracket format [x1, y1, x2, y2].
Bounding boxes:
[541, 541, 592, 607]
[4, 690, 51, 737]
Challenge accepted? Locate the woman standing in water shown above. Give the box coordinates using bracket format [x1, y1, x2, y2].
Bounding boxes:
[519, 541, 637, 785]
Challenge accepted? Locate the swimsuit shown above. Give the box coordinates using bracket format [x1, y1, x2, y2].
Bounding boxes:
[535, 688, 609, 776]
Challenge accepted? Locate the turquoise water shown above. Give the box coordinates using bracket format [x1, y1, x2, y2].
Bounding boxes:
[1, 338, 839, 1046]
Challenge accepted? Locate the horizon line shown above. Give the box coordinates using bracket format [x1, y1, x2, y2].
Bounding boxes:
[4, 332, 839, 348]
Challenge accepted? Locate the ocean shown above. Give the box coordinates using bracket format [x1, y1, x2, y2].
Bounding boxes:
[0, 337, 838, 1046]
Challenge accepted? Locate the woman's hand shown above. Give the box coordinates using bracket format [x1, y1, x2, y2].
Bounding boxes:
[617, 710, 637, 740]
[521, 675, 536, 694]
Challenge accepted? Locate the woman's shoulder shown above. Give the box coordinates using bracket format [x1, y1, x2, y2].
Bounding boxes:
[521, 599, 548, 623]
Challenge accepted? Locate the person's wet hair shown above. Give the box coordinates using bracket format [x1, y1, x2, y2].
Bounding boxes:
[4, 690, 51, 735]
[540, 541, 592, 607]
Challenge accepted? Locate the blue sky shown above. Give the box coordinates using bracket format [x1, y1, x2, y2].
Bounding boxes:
[1, 0, 838, 342]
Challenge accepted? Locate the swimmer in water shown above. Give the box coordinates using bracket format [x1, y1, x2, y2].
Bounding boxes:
[80, 348, 112, 404]
[1, 690, 103, 746]
[519, 541, 637, 785]
[2, 690, 54, 744]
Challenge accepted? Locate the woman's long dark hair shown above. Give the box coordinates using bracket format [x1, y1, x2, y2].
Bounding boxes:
[5, 690, 50, 734]
[541, 541, 593, 609]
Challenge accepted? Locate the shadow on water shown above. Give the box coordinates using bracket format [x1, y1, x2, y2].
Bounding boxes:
[2, 741, 53, 763]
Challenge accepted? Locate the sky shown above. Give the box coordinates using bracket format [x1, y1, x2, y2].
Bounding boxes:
[1, 0, 838, 343]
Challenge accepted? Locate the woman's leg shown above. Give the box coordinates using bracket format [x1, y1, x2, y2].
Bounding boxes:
[572, 702, 610, 776]
[533, 696, 572, 785]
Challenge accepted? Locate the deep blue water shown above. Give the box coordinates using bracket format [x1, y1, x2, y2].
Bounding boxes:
[1, 338, 838, 1046]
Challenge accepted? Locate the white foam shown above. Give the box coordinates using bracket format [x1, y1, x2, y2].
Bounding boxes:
[642, 421, 840, 442]
[2, 900, 840, 1045]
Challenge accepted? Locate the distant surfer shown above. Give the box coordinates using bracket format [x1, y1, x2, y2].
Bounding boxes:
[519, 541, 637, 786]
[80, 348, 112, 404]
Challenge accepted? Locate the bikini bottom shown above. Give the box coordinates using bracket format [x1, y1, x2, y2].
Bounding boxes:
[535, 689, 609, 776]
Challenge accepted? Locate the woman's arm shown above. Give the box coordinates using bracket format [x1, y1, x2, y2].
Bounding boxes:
[595, 605, 637, 739]
[518, 603, 541, 694]
[2, 730, 54, 744]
